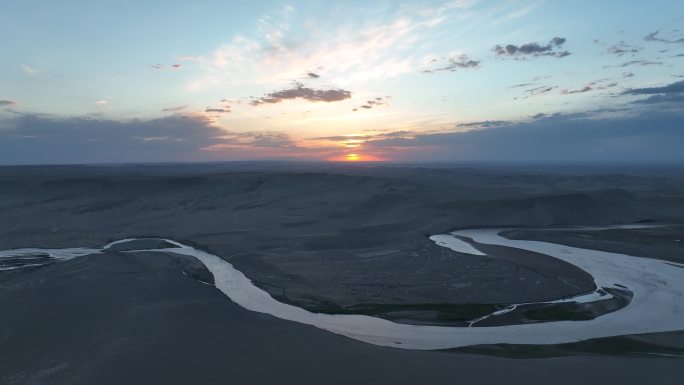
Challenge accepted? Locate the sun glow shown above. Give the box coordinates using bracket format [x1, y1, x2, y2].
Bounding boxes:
[328, 153, 385, 162]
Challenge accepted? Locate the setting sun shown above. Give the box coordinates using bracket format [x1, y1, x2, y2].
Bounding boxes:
[327, 153, 385, 162]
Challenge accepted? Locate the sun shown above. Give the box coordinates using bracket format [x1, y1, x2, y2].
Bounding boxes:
[328, 153, 384, 162]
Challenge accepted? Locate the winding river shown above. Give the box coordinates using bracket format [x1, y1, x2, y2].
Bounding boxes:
[2, 226, 683, 350]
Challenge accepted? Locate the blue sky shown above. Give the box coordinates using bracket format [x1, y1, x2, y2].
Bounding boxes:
[1, 0, 683, 163]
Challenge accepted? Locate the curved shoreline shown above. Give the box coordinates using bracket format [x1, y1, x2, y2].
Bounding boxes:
[2, 227, 684, 350]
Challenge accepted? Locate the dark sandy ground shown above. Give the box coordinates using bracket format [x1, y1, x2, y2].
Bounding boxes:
[1, 162, 684, 383]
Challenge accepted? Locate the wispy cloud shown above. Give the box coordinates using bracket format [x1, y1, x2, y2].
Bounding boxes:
[514, 85, 557, 99]
[205, 107, 231, 113]
[311, 130, 416, 148]
[606, 41, 642, 57]
[178, 55, 204, 61]
[458, 120, 509, 128]
[352, 97, 389, 112]
[189, 3, 474, 89]
[561, 80, 618, 95]
[616, 60, 663, 67]
[0, 100, 17, 106]
[604, 60, 664, 69]
[162, 105, 189, 112]
[21, 65, 37, 75]
[202, 131, 296, 150]
[150, 63, 183, 70]
[423, 54, 481, 73]
[561, 86, 593, 95]
[509, 83, 535, 88]
[644, 30, 684, 44]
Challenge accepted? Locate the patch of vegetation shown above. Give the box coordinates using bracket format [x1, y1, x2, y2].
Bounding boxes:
[522, 303, 594, 321]
[304, 301, 504, 322]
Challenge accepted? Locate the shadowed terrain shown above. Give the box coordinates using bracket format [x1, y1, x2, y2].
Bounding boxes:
[1, 163, 683, 311]
[1, 162, 684, 384]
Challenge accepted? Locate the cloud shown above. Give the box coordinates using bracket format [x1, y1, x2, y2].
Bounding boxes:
[561, 86, 593, 95]
[515, 85, 557, 99]
[623, 80, 684, 95]
[527, 86, 556, 95]
[365, 109, 684, 162]
[631, 93, 684, 105]
[306, 72, 320, 79]
[189, 3, 474, 89]
[458, 120, 509, 128]
[615, 60, 663, 67]
[178, 55, 204, 61]
[250, 82, 351, 106]
[0, 114, 230, 164]
[352, 96, 389, 112]
[311, 130, 414, 148]
[312, 135, 366, 142]
[606, 41, 642, 57]
[205, 107, 231, 113]
[509, 83, 534, 88]
[162, 105, 188, 112]
[95, 99, 109, 105]
[151, 63, 182, 70]
[220, 98, 241, 104]
[492, 37, 570, 59]
[247, 132, 295, 148]
[423, 54, 481, 73]
[623, 72, 635, 78]
[202, 131, 296, 150]
[0, 100, 17, 106]
[561, 80, 618, 95]
[313, 130, 414, 141]
[622, 80, 684, 106]
[644, 30, 684, 44]
[21, 65, 37, 75]
[0, 114, 306, 164]
[372, 130, 415, 139]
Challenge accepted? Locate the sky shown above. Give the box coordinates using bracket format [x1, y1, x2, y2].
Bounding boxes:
[1, 0, 683, 164]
